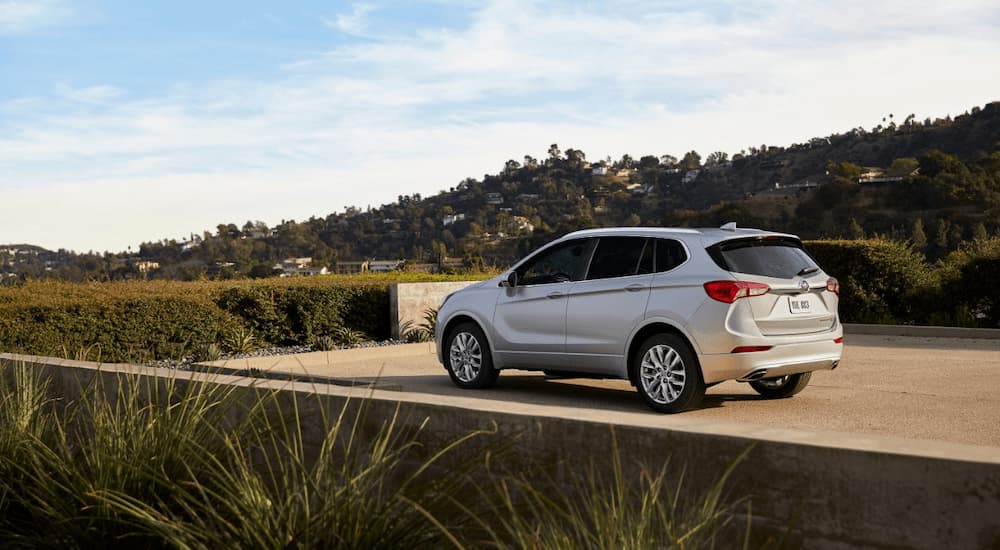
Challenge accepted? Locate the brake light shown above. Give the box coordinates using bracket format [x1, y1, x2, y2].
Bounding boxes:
[834, 337, 844, 344]
[826, 278, 840, 295]
[704, 280, 770, 304]
[731, 346, 773, 353]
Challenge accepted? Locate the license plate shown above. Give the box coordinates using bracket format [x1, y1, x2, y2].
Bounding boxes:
[789, 296, 811, 314]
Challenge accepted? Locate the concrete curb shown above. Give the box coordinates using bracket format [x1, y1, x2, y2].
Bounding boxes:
[845, 323, 1000, 339]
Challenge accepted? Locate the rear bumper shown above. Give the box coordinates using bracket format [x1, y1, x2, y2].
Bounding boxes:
[698, 337, 843, 384]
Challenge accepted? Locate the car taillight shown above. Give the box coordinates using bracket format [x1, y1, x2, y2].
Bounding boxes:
[826, 278, 840, 295]
[834, 336, 844, 344]
[703, 280, 770, 304]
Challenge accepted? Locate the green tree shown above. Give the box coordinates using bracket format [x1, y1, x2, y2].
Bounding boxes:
[848, 218, 865, 239]
[547, 143, 561, 162]
[934, 219, 949, 250]
[680, 151, 701, 170]
[704, 151, 729, 167]
[911, 219, 927, 250]
[972, 222, 989, 242]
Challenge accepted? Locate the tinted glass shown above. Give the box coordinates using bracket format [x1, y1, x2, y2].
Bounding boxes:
[711, 238, 817, 278]
[586, 237, 648, 280]
[518, 239, 594, 285]
[655, 239, 687, 272]
[637, 239, 654, 274]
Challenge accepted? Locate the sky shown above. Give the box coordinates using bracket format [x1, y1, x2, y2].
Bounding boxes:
[2, 1, 999, 253]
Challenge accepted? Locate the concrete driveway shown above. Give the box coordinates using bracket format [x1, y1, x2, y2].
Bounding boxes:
[205, 333, 1000, 447]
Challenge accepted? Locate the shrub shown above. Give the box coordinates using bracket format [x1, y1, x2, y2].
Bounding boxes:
[213, 284, 389, 346]
[0, 296, 239, 363]
[934, 238, 1000, 327]
[805, 239, 933, 324]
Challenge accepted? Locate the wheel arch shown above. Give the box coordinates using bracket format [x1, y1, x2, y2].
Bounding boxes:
[440, 313, 496, 363]
[626, 321, 701, 387]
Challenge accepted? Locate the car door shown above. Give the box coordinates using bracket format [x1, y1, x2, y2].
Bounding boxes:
[492, 238, 596, 368]
[563, 236, 654, 374]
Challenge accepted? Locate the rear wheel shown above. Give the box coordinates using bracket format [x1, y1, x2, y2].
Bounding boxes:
[633, 334, 705, 413]
[749, 372, 811, 398]
[444, 323, 499, 389]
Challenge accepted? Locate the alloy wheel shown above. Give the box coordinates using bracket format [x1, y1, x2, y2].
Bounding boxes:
[639, 344, 687, 404]
[449, 332, 482, 383]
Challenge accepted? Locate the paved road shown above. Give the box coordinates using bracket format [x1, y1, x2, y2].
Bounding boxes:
[209, 334, 1000, 447]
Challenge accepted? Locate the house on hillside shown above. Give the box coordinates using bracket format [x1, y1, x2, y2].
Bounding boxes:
[858, 166, 917, 184]
[592, 166, 609, 176]
[369, 260, 403, 273]
[510, 216, 535, 234]
[334, 261, 368, 274]
[275, 257, 328, 277]
[682, 170, 700, 184]
[132, 260, 160, 273]
[442, 213, 466, 226]
[485, 192, 504, 205]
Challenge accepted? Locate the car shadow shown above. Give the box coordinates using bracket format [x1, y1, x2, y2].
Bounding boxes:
[348, 372, 764, 414]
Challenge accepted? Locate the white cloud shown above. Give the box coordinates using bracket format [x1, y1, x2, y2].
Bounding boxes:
[0, 0, 71, 33]
[2, 0, 999, 251]
[54, 83, 122, 104]
[323, 3, 377, 36]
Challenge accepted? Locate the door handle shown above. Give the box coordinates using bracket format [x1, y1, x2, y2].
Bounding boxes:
[546, 291, 565, 299]
[624, 284, 646, 292]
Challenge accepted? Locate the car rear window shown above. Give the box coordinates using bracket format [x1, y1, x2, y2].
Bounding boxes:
[708, 237, 817, 279]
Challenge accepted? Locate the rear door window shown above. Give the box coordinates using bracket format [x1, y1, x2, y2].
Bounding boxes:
[586, 237, 648, 280]
[708, 237, 817, 279]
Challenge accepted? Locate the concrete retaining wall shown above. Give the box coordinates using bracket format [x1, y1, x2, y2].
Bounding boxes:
[389, 281, 478, 339]
[3, 351, 999, 549]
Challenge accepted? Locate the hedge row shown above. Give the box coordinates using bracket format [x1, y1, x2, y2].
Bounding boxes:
[0, 297, 239, 363]
[0, 274, 479, 363]
[805, 238, 1000, 327]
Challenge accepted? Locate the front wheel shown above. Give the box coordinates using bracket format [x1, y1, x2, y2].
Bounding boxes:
[633, 334, 705, 413]
[749, 372, 811, 399]
[444, 323, 499, 389]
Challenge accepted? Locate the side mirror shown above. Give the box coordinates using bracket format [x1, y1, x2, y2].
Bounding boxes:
[500, 271, 518, 288]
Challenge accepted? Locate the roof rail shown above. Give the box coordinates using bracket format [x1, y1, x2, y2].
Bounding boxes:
[720, 222, 737, 231]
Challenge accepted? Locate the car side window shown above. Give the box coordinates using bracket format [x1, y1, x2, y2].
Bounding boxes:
[655, 239, 688, 272]
[586, 237, 649, 280]
[517, 238, 595, 285]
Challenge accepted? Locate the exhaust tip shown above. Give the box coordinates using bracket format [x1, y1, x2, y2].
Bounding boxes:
[831, 360, 840, 370]
[741, 369, 769, 381]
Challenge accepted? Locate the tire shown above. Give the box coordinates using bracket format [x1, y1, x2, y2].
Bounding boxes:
[633, 333, 705, 413]
[444, 322, 499, 389]
[749, 372, 811, 399]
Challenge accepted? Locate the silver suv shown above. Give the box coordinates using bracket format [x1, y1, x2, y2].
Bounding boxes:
[435, 225, 843, 413]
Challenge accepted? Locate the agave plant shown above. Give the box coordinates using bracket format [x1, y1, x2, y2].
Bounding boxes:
[335, 326, 366, 347]
[400, 320, 431, 343]
[419, 307, 439, 336]
[313, 334, 339, 351]
[223, 326, 257, 354]
[194, 342, 223, 362]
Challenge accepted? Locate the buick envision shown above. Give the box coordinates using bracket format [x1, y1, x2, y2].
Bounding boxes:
[435, 224, 843, 412]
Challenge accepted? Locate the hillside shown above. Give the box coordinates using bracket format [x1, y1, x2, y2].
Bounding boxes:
[4, 101, 999, 281]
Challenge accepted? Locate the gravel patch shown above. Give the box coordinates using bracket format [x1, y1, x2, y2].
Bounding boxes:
[148, 339, 417, 370]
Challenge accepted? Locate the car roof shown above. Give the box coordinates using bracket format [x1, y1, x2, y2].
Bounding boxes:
[560, 225, 799, 246]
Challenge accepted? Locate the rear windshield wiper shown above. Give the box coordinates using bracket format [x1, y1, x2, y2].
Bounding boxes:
[797, 266, 819, 276]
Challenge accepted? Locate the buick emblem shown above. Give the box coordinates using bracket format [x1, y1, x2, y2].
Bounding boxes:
[799, 280, 810, 292]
